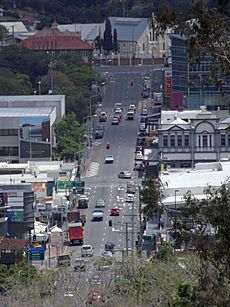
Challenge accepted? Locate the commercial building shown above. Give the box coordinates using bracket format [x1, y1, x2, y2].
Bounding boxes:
[0, 95, 65, 162]
[171, 34, 230, 109]
[158, 107, 230, 168]
[0, 184, 34, 238]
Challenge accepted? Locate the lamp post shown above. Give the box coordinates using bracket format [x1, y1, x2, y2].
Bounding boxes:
[100, 53, 103, 66]
[174, 189, 179, 251]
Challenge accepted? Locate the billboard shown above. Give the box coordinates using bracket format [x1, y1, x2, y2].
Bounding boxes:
[164, 69, 172, 98]
[19, 116, 51, 159]
[0, 193, 8, 207]
[7, 211, 24, 222]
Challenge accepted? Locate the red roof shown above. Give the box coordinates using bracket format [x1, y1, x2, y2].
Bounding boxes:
[0, 237, 28, 251]
[21, 25, 94, 51]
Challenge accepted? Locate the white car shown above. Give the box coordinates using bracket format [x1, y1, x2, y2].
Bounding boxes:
[79, 194, 89, 202]
[135, 153, 143, 160]
[95, 199, 106, 208]
[105, 154, 114, 163]
[126, 194, 135, 202]
[118, 171, 132, 179]
[112, 117, 119, 125]
[81, 245, 94, 257]
[114, 107, 122, 113]
[139, 124, 146, 132]
[92, 209, 104, 221]
[114, 103, 123, 110]
[141, 108, 148, 116]
[129, 104, 136, 112]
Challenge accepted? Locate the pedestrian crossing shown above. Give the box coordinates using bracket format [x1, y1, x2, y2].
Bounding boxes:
[83, 162, 100, 178]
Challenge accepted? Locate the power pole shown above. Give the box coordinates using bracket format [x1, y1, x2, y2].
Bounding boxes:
[138, 186, 143, 258]
[125, 222, 129, 257]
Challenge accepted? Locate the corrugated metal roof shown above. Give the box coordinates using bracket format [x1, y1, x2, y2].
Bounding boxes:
[0, 107, 53, 117]
[58, 23, 104, 41]
[0, 21, 28, 33]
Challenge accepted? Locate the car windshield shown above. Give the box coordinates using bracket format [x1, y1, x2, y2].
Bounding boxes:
[82, 246, 91, 250]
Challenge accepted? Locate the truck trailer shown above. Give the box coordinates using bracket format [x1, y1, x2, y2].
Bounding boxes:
[68, 222, 84, 245]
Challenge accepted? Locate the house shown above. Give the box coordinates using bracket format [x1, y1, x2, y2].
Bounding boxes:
[158, 107, 230, 168]
[20, 22, 94, 64]
[171, 34, 230, 109]
[0, 237, 28, 264]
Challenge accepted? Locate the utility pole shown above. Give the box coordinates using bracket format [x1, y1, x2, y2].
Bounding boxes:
[138, 186, 143, 258]
[125, 222, 128, 257]
[131, 200, 135, 257]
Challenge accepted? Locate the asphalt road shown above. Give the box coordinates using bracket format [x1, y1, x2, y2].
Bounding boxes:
[70, 65, 158, 259]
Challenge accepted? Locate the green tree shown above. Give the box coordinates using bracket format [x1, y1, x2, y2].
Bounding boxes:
[141, 177, 162, 218]
[103, 18, 113, 54]
[113, 28, 118, 53]
[172, 282, 192, 307]
[94, 35, 103, 54]
[54, 113, 85, 160]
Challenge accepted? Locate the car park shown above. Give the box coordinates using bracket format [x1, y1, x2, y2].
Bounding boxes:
[92, 209, 104, 221]
[126, 194, 135, 202]
[112, 117, 119, 125]
[95, 199, 106, 208]
[118, 171, 132, 179]
[105, 154, 114, 163]
[111, 207, 120, 216]
[81, 245, 94, 257]
[141, 108, 148, 116]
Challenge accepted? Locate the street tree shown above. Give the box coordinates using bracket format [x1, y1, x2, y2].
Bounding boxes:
[113, 28, 118, 53]
[103, 18, 113, 54]
[141, 177, 162, 218]
[94, 35, 104, 54]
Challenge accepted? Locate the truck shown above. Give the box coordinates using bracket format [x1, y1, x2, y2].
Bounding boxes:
[68, 222, 84, 245]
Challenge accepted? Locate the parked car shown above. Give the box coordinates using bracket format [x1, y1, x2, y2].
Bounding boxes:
[105, 242, 115, 254]
[105, 154, 114, 163]
[81, 245, 94, 257]
[118, 171, 132, 179]
[141, 108, 148, 116]
[139, 123, 146, 132]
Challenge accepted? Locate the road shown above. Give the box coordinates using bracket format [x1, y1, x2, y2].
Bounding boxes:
[70, 65, 158, 260]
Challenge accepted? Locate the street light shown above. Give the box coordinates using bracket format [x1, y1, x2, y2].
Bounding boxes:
[38, 81, 41, 95]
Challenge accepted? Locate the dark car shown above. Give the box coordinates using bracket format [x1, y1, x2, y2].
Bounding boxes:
[105, 242, 115, 254]
[94, 130, 104, 139]
[78, 199, 88, 209]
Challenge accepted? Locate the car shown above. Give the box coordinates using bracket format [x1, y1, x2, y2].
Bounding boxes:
[135, 146, 143, 153]
[142, 91, 149, 98]
[92, 209, 104, 221]
[99, 111, 107, 122]
[111, 207, 120, 216]
[139, 123, 146, 132]
[81, 245, 94, 257]
[95, 199, 106, 208]
[73, 258, 86, 271]
[126, 111, 135, 120]
[134, 162, 144, 171]
[114, 103, 122, 110]
[141, 108, 148, 116]
[126, 194, 135, 202]
[128, 104, 136, 112]
[105, 242, 115, 254]
[114, 115, 121, 122]
[79, 194, 89, 202]
[94, 130, 104, 139]
[112, 117, 119, 125]
[114, 112, 122, 120]
[127, 185, 135, 194]
[101, 250, 113, 258]
[114, 107, 122, 114]
[105, 154, 114, 163]
[118, 171, 132, 179]
[135, 153, 143, 160]
[78, 199, 88, 209]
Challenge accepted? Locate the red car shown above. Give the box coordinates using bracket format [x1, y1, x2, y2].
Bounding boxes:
[114, 115, 121, 122]
[111, 208, 120, 216]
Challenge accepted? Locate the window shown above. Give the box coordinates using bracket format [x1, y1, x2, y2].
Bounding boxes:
[143, 43, 145, 51]
[221, 134, 226, 146]
[203, 135, 208, 147]
[184, 135, 190, 147]
[170, 135, 175, 147]
[177, 135, 182, 147]
[209, 135, 212, 147]
[163, 135, 168, 147]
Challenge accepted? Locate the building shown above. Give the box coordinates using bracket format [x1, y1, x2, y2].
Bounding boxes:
[158, 107, 230, 168]
[171, 34, 230, 109]
[0, 237, 28, 264]
[0, 95, 65, 162]
[0, 184, 34, 239]
[20, 22, 94, 64]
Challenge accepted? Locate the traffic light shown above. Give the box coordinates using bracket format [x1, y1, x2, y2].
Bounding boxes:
[109, 220, 112, 227]
[32, 234, 37, 242]
[130, 80, 134, 86]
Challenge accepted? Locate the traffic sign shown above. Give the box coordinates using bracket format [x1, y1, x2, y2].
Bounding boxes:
[27, 247, 45, 261]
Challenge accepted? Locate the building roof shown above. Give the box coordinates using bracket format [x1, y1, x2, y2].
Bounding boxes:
[21, 23, 94, 51]
[108, 17, 148, 42]
[0, 21, 28, 33]
[0, 237, 28, 250]
[58, 23, 104, 41]
[0, 107, 54, 117]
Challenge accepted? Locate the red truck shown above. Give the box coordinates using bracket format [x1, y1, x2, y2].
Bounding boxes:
[68, 222, 84, 245]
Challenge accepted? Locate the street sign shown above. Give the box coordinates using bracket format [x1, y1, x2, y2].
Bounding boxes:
[27, 247, 45, 261]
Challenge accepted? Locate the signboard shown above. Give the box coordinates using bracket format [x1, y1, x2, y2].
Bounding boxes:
[0, 193, 8, 208]
[56, 180, 85, 193]
[7, 211, 24, 222]
[27, 247, 45, 261]
[164, 69, 172, 98]
[32, 182, 46, 192]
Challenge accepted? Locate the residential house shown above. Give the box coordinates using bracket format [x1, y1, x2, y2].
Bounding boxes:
[158, 107, 230, 168]
[20, 22, 94, 64]
[0, 237, 28, 264]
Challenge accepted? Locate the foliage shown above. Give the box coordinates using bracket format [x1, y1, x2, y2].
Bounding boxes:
[94, 35, 104, 54]
[156, 241, 175, 261]
[54, 113, 85, 160]
[113, 28, 118, 53]
[141, 177, 162, 218]
[103, 18, 113, 54]
[172, 282, 193, 307]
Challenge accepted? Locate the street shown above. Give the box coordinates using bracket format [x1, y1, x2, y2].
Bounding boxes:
[69, 65, 159, 259]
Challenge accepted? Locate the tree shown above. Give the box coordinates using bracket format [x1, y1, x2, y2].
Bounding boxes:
[113, 28, 118, 53]
[103, 18, 113, 54]
[94, 35, 103, 54]
[54, 113, 85, 160]
[0, 25, 7, 44]
[141, 177, 162, 218]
